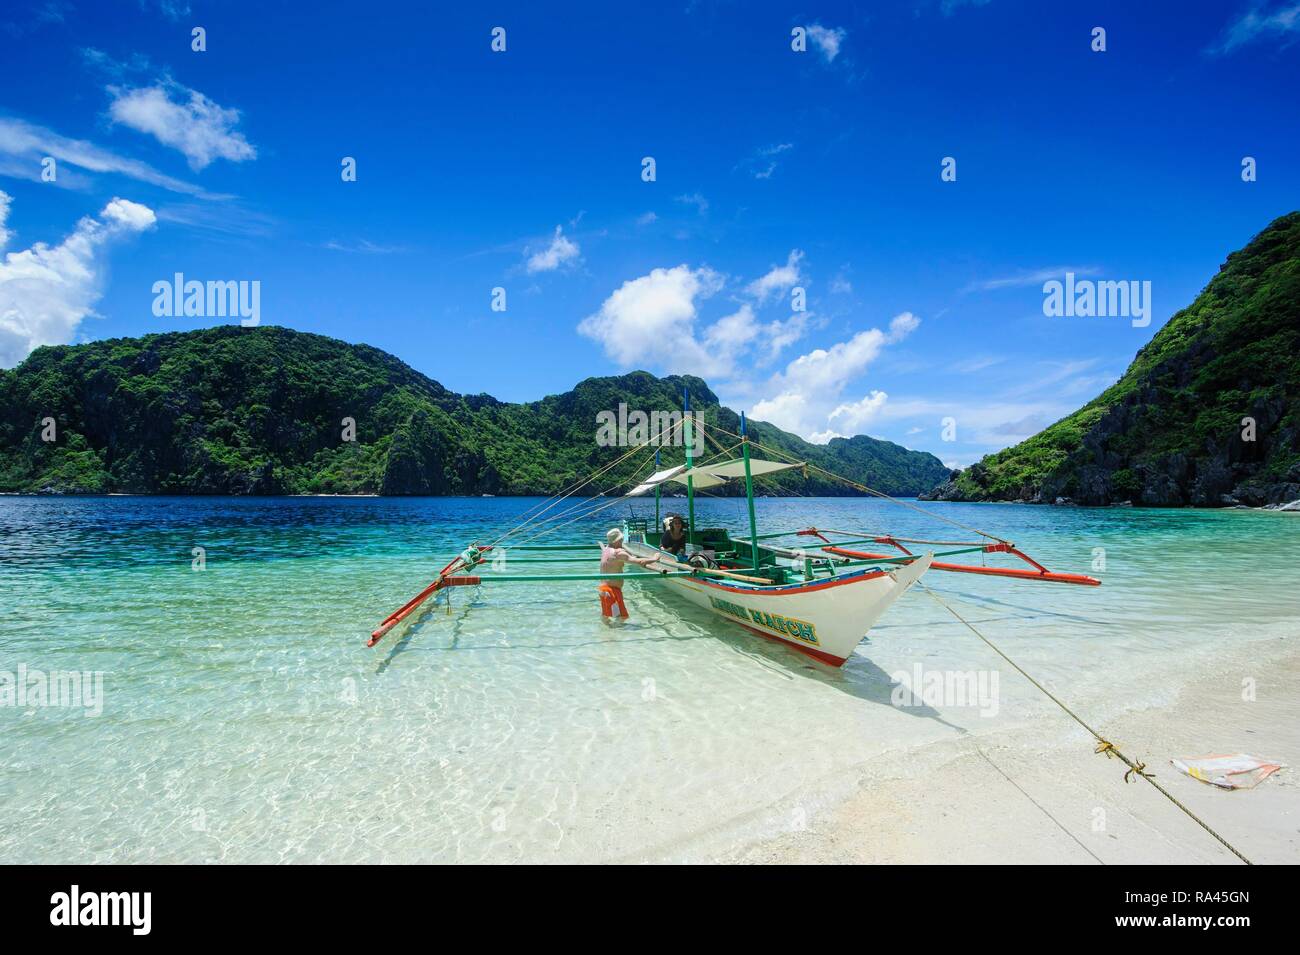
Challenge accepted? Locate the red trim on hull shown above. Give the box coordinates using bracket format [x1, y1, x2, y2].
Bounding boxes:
[736, 621, 849, 667]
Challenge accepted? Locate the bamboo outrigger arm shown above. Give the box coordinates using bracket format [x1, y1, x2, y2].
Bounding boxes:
[796, 527, 1100, 586]
[642, 555, 772, 586]
[367, 540, 774, 647]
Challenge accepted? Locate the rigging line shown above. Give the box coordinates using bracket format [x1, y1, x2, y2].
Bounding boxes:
[487, 419, 686, 548]
[518, 444, 663, 529]
[486, 445, 646, 548]
[918, 580, 1253, 866]
[494, 424, 679, 542]
[706, 421, 1007, 544]
[508, 489, 648, 550]
[508, 416, 684, 532]
[817, 529, 989, 547]
[503, 476, 649, 547]
[504, 447, 660, 549]
[505, 495, 618, 541]
[508, 472, 643, 529]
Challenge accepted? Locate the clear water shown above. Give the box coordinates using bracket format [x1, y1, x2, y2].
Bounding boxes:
[2, 495, 1297, 862]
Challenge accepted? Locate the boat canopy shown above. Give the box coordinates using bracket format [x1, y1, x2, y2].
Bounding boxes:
[625, 464, 688, 497]
[626, 457, 803, 496]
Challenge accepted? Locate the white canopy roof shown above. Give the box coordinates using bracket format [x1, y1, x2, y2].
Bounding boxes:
[626, 464, 688, 497]
[625, 457, 803, 496]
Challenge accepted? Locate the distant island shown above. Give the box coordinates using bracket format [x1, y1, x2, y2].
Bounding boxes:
[0, 326, 950, 496]
[924, 211, 1300, 508]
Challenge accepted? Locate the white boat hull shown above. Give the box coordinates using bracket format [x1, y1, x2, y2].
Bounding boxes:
[625, 543, 932, 666]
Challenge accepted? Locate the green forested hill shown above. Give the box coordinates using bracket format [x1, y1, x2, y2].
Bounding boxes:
[0, 326, 949, 496]
[924, 211, 1300, 507]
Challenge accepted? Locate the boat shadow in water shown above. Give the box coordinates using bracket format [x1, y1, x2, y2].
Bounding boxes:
[637, 588, 967, 733]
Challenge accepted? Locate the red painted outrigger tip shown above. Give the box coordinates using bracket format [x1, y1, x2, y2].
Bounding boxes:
[367, 548, 493, 646]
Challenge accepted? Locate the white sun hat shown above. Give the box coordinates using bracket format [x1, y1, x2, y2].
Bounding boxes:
[606, 528, 624, 546]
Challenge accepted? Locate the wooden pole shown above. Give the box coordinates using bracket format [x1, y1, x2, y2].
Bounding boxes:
[654, 447, 661, 534]
[683, 387, 695, 553]
[740, 411, 759, 570]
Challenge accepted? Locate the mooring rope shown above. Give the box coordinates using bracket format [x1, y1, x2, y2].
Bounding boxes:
[917, 580, 1254, 865]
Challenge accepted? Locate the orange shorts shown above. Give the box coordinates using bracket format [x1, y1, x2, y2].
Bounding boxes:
[599, 584, 628, 618]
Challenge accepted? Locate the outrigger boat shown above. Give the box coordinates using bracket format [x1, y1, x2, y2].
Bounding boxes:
[368, 394, 1099, 666]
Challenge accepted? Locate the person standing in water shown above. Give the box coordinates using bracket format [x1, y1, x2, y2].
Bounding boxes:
[599, 528, 658, 621]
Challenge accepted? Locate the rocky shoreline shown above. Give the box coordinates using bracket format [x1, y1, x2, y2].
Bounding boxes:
[920, 476, 1300, 511]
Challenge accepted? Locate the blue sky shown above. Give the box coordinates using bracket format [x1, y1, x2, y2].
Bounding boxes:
[0, 0, 1297, 466]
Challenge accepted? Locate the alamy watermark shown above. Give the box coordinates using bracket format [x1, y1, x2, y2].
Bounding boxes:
[890, 664, 1000, 717]
[595, 404, 704, 454]
[50, 885, 150, 935]
[1043, 272, 1151, 328]
[1, 665, 105, 716]
[152, 272, 260, 326]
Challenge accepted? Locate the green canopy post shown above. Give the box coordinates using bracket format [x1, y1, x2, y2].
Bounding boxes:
[683, 387, 695, 551]
[654, 447, 661, 532]
[740, 411, 759, 570]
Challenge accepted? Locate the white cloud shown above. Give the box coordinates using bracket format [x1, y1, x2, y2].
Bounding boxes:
[743, 142, 794, 179]
[0, 190, 11, 249]
[830, 275, 852, 294]
[81, 47, 154, 79]
[854, 356, 1120, 458]
[750, 391, 818, 438]
[1000, 358, 1100, 399]
[781, 331, 883, 393]
[155, 202, 276, 237]
[140, 0, 192, 21]
[323, 238, 405, 254]
[1209, 2, 1300, 54]
[580, 256, 824, 383]
[745, 248, 804, 303]
[0, 117, 219, 197]
[963, 265, 1099, 293]
[0, 195, 155, 368]
[525, 225, 580, 273]
[887, 311, 920, 339]
[758, 311, 810, 362]
[578, 265, 726, 375]
[951, 355, 1003, 373]
[100, 196, 156, 230]
[704, 303, 758, 353]
[636, 211, 657, 226]
[749, 312, 919, 439]
[871, 396, 1069, 450]
[807, 24, 847, 63]
[827, 390, 889, 432]
[108, 81, 256, 170]
[674, 192, 709, 215]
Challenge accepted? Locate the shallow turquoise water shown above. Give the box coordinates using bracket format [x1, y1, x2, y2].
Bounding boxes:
[1, 495, 1297, 862]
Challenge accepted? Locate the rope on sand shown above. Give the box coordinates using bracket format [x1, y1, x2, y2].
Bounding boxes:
[917, 581, 1254, 866]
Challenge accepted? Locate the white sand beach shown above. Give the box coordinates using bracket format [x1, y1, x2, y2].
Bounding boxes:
[723, 638, 1299, 865]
